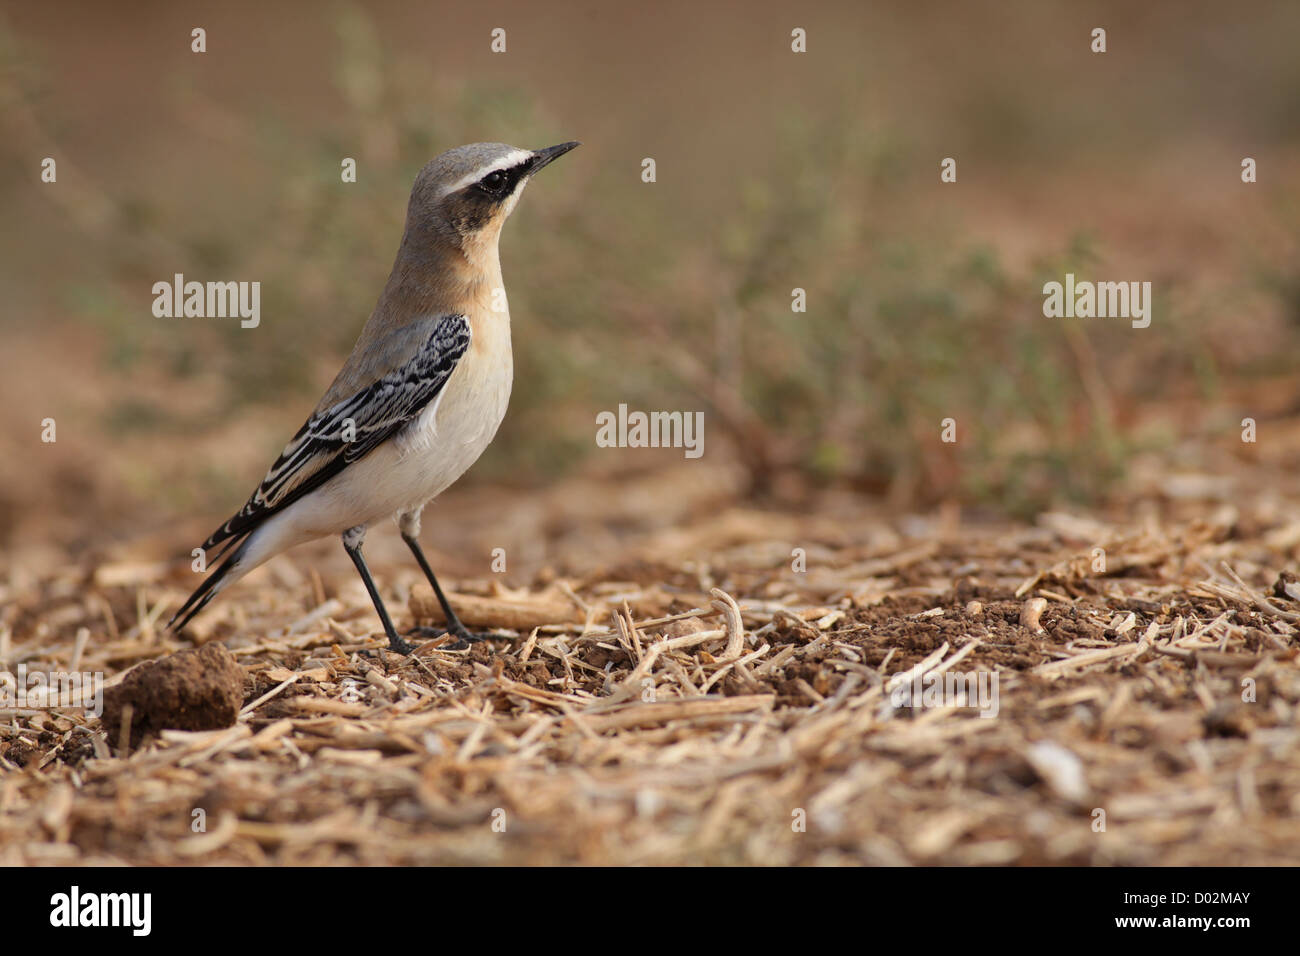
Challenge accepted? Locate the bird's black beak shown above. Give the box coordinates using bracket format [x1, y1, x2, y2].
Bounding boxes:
[529, 141, 580, 173]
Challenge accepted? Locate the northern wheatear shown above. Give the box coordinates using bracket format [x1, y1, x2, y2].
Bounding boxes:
[169, 141, 579, 652]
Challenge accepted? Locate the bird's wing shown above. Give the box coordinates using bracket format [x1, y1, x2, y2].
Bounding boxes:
[199, 313, 471, 556]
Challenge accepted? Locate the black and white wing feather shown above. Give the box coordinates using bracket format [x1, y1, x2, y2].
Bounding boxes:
[201, 313, 471, 557]
[168, 313, 471, 633]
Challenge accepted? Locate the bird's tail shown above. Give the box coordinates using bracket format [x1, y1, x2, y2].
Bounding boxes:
[168, 534, 253, 633]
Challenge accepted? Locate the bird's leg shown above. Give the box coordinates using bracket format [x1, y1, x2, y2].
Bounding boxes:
[342, 526, 415, 655]
[397, 509, 490, 648]
[400, 531, 485, 649]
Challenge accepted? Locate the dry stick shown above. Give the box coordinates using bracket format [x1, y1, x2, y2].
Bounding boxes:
[699, 644, 770, 695]
[174, 811, 240, 858]
[1180, 610, 1234, 646]
[408, 587, 579, 630]
[611, 608, 636, 663]
[514, 715, 557, 750]
[518, 626, 542, 663]
[555, 702, 601, 740]
[1218, 562, 1300, 623]
[625, 602, 645, 664]
[664, 656, 702, 696]
[282, 698, 369, 717]
[752, 644, 797, 676]
[240, 674, 300, 718]
[885, 642, 950, 690]
[1049, 620, 1159, 675]
[555, 580, 590, 616]
[607, 642, 662, 704]
[655, 629, 728, 652]
[924, 639, 982, 679]
[70, 627, 90, 674]
[456, 702, 494, 761]
[91, 594, 120, 641]
[116, 704, 134, 757]
[574, 606, 719, 644]
[710, 588, 747, 661]
[562, 695, 773, 733]
[496, 676, 587, 707]
[173, 732, 256, 770]
[247, 719, 295, 751]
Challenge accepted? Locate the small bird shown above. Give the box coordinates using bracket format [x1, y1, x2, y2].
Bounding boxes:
[169, 141, 580, 653]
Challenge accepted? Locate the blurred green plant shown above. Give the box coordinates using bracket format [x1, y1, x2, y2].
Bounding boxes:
[6, 2, 1300, 519]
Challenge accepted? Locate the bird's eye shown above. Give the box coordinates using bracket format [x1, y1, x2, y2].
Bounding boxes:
[480, 171, 506, 192]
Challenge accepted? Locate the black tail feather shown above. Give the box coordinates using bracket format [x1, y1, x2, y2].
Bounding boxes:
[168, 534, 251, 633]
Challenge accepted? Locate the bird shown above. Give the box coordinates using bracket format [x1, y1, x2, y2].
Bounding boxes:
[168, 141, 580, 653]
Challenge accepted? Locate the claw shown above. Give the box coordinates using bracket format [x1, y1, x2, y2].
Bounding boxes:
[387, 633, 418, 655]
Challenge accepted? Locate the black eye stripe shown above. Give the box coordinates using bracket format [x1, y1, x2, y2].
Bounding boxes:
[475, 161, 530, 195]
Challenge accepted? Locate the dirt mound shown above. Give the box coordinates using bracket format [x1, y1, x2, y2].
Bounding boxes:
[102, 644, 245, 749]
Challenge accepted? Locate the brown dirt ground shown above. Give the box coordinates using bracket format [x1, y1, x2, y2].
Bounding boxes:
[1, 451, 1298, 866]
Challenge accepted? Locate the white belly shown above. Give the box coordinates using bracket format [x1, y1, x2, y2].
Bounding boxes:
[391, 343, 513, 504]
[265, 318, 513, 542]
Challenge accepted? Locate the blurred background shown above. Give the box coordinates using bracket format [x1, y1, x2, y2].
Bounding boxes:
[2, 0, 1299, 586]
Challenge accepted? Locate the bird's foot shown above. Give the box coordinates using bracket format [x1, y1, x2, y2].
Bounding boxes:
[407, 623, 504, 650]
[356, 634, 416, 665]
[386, 632, 419, 655]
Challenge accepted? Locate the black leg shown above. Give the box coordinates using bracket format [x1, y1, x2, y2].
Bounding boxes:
[401, 533, 483, 647]
[344, 536, 415, 655]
